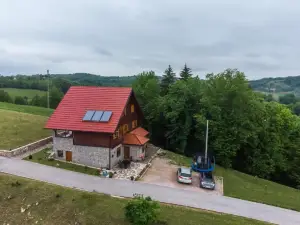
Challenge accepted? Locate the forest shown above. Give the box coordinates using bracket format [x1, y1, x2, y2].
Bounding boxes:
[1, 67, 300, 189]
[131, 66, 300, 189]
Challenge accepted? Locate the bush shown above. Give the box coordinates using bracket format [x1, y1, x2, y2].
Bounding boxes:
[123, 159, 131, 169]
[11, 181, 21, 187]
[125, 196, 160, 225]
[28, 154, 33, 160]
[108, 172, 114, 178]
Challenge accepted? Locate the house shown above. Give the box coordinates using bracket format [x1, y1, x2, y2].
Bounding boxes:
[45, 86, 149, 169]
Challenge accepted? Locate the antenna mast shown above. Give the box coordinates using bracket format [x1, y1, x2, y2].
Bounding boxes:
[47, 70, 50, 108]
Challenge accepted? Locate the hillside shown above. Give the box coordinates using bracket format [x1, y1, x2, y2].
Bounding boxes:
[0, 103, 53, 149]
[0, 102, 53, 117]
[250, 75, 300, 96]
[0, 88, 46, 100]
[0, 173, 267, 225]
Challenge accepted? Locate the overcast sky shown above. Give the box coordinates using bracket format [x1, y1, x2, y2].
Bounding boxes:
[0, 0, 299, 79]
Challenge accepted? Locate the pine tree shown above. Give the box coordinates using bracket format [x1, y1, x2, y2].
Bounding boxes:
[160, 65, 176, 96]
[180, 63, 192, 80]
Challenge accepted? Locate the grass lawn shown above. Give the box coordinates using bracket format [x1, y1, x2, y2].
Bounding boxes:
[164, 150, 300, 212]
[0, 109, 51, 150]
[0, 102, 53, 117]
[0, 87, 46, 100]
[24, 148, 99, 176]
[0, 173, 267, 225]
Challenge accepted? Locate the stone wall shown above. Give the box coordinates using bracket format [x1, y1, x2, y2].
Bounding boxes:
[53, 134, 110, 168]
[0, 136, 53, 157]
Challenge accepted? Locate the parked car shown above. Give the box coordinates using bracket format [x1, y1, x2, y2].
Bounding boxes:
[177, 167, 192, 184]
[200, 172, 215, 190]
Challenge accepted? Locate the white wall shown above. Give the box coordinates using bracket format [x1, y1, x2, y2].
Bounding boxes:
[129, 145, 144, 161]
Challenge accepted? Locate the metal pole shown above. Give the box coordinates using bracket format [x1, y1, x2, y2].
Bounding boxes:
[205, 120, 208, 164]
[47, 69, 50, 108]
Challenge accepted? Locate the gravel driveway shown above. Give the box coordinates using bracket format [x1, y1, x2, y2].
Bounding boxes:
[141, 157, 223, 195]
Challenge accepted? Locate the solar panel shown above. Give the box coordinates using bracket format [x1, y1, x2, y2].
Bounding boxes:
[100, 111, 112, 122]
[91, 111, 104, 121]
[82, 110, 95, 121]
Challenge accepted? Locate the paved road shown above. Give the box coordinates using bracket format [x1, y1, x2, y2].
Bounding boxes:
[1, 157, 300, 225]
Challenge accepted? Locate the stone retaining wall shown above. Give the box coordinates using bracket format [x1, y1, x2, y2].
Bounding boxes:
[0, 136, 53, 157]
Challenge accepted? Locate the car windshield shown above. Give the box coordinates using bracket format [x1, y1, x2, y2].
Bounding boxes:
[180, 168, 191, 177]
[203, 173, 213, 182]
[181, 172, 191, 177]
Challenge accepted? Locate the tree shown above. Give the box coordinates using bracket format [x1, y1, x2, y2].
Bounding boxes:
[265, 94, 274, 102]
[14, 96, 27, 105]
[0, 90, 13, 103]
[160, 65, 176, 96]
[279, 93, 296, 105]
[162, 77, 203, 153]
[292, 102, 300, 115]
[195, 69, 259, 168]
[179, 63, 192, 80]
[49, 87, 64, 109]
[125, 196, 160, 225]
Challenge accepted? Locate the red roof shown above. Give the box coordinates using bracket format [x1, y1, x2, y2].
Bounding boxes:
[45, 86, 132, 133]
[130, 127, 149, 137]
[123, 133, 149, 146]
[123, 127, 149, 146]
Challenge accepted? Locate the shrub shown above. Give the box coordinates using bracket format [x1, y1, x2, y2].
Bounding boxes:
[55, 193, 61, 198]
[108, 172, 114, 178]
[11, 181, 21, 187]
[125, 196, 160, 225]
[28, 154, 33, 160]
[123, 159, 131, 169]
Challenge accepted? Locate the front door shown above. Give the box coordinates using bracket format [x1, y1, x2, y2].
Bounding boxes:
[124, 146, 130, 159]
[66, 151, 72, 161]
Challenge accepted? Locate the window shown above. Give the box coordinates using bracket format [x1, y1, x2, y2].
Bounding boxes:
[113, 130, 119, 139]
[57, 150, 63, 157]
[123, 124, 129, 134]
[117, 147, 121, 157]
[131, 104, 135, 113]
[132, 120, 138, 129]
[55, 130, 73, 138]
[142, 146, 145, 153]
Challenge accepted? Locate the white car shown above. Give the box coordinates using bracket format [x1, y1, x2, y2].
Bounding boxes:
[177, 167, 192, 184]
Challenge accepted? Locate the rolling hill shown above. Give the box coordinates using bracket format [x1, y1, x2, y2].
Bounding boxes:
[249, 75, 300, 96]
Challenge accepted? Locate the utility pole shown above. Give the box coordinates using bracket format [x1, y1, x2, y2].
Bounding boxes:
[204, 120, 209, 164]
[47, 69, 50, 108]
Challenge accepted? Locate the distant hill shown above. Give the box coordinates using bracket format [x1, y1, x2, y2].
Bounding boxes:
[249, 75, 300, 96]
[52, 73, 138, 87]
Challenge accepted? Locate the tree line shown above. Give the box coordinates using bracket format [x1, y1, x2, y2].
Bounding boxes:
[132, 65, 300, 189]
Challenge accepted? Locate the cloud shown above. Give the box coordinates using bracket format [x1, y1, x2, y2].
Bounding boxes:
[0, 0, 300, 79]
